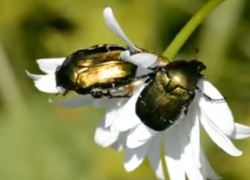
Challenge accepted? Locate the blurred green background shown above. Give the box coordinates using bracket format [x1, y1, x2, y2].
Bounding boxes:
[0, 0, 250, 179]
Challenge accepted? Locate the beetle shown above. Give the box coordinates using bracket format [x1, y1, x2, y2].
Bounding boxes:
[55, 44, 148, 98]
[134, 59, 224, 131]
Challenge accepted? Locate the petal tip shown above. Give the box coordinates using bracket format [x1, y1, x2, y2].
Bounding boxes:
[102, 6, 140, 53]
[25, 70, 32, 77]
[34, 81, 58, 94]
[25, 70, 41, 80]
[94, 127, 119, 148]
[232, 123, 250, 140]
[36, 57, 65, 74]
[103, 7, 113, 19]
[104, 7, 112, 13]
[124, 163, 134, 172]
[233, 150, 243, 157]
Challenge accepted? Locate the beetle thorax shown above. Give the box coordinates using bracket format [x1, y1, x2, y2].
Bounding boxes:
[163, 60, 206, 91]
[55, 65, 76, 90]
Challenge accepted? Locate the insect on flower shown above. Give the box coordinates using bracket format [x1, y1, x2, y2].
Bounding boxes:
[133, 59, 225, 131]
[26, 6, 250, 180]
[55, 43, 148, 98]
[26, 5, 169, 100]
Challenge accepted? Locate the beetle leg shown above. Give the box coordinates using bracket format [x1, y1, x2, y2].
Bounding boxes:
[113, 94, 131, 98]
[55, 86, 62, 96]
[200, 75, 208, 79]
[132, 72, 155, 84]
[139, 73, 154, 79]
[103, 91, 113, 98]
[179, 104, 188, 114]
[148, 66, 158, 71]
[55, 90, 69, 96]
[181, 100, 192, 116]
[194, 48, 199, 60]
[62, 90, 69, 97]
[144, 77, 152, 84]
[125, 84, 134, 96]
[196, 87, 225, 103]
[148, 65, 167, 72]
[107, 84, 134, 98]
[91, 87, 133, 99]
[184, 108, 188, 115]
[202, 93, 226, 103]
[102, 90, 131, 98]
[91, 89, 104, 98]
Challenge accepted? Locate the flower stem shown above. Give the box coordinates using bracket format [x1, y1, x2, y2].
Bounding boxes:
[162, 0, 226, 59]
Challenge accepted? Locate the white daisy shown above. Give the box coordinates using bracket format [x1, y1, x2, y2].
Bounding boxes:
[111, 76, 250, 180]
[25, 6, 250, 180]
[94, 7, 250, 180]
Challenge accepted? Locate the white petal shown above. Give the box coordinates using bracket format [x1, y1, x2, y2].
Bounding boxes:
[148, 133, 165, 180]
[103, 7, 141, 53]
[93, 99, 127, 147]
[33, 74, 58, 93]
[198, 79, 235, 137]
[122, 51, 158, 68]
[103, 107, 118, 128]
[127, 124, 157, 149]
[130, 53, 159, 68]
[92, 93, 128, 108]
[181, 112, 219, 180]
[200, 147, 221, 180]
[178, 117, 203, 180]
[164, 124, 185, 180]
[182, 146, 204, 180]
[120, 51, 158, 69]
[101, 99, 128, 128]
[36, 57, 65, 74]
[113, 84, 146, 132]
[185, 97, 203, 168]
[111, 132, 128, 152]
[49, 95, 93, 108]
[94, 120, 119, 147]
[189, 111, 201, 168]
[200, 108, 242, 156]
[135, 67, 152, 78]
[231, 123, 250, 140]
[124, 140, 150, 172]
[25, 70, 43, 80]
[92, 99, 112, 108]
[111, 140, 123, 152]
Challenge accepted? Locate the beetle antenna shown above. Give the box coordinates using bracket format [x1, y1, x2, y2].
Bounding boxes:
[194, 48, 199, 60]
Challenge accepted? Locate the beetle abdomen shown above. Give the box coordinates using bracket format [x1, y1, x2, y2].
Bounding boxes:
[75, 61, 137, 89]
[55, 44, 139, 96]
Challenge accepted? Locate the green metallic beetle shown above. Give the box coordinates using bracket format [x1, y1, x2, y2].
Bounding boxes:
[135, 59, 224, 131]
[55, 44, 150, 98]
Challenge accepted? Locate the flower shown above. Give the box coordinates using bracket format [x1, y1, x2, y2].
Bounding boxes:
[111, 77, 250, 180]
[93, 7, 250, 180]
[26, 6, 250, 180]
